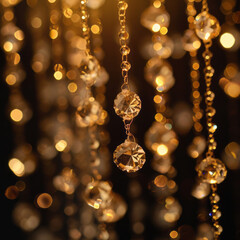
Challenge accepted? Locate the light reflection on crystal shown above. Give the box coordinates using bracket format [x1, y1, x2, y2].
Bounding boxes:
[96, 193, 127, 223]
[197, 157, 227, 184]
[141, 5, 170, 32]
[114, 89, 141, 120]
[145, 56, 175, 92]
[194, 11, 221, 41]
[84, 181, 112, 209]
[222, 142, 240, 170]
[76, 98, 102, 127]
[145, 121, 178, 154]
[113, 140, 146, 173]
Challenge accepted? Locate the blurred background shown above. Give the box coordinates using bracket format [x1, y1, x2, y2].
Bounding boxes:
[1, 0, 240, 239]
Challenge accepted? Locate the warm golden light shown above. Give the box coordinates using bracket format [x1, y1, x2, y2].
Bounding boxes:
[6, 74, 17, 85]
[49, 29, 58, 39]
[10, 108, 23, 122]
[153, 0, 161, 8]
[31, 17, 42, 28]
[220, 32, 235, 49]
[152, 23, 160, 32]
[157, 144, 168, 156]
[91, 24, 100, 34]
[36, 193, 53, 208]
[54, 71, 63, 80]
[8, 158, 25, 177]
[170, 230, 178, 239]
[55, 139, 67, 152]
[3, 41, 13, 52]
[160, 26, 168, 35]
[68, 82, 78, 93]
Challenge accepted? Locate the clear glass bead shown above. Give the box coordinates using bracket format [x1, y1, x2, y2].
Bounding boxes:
[198, 157, 227, 184]
[182, 29, 201, 52]
[114, 89, 141, 120]
[145, 56, 175, 92]
[76, 98, 102, 127]
[79, 54, 100, 87]
[141, 5, 170, 32]
[194, 11, 221, 41]
[113, 139, 146, 173]
[96, 193, 127, 222]
[145, 121, 178, 154]
[84, 181, 112, 209]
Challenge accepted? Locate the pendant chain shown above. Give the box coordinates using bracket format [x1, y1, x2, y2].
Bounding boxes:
[80, 0, 90, 53]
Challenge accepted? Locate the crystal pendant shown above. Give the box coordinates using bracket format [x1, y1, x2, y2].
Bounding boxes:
[79, 54, 100, 87]
[145, 121, 178, 154]
[141, 5, 170, 32]
[114, 89, 141, 120]
[182, 29, 201, 52]
[194, 11, 221, 41]
[84, 181, 112, 209]
[198, 157, 227, 184]
[96, 193, 127, 223]
[76, 98, 102, 127]
[145, 56, 175, 92]
[113, 139, 146, 172]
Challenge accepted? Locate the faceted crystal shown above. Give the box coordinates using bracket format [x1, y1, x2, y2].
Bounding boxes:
[96, 193, 127, 222]
[182, 29, 201, 52]
[145, 121, 178, 154]
[114, 89, 141, 120]
[141, 5, 170, 32]
[198, 157, 227, 184]
[113, 139, 146, 172]
[84, 181, 112, 209]
[79, 54, 100, 87]
[145, 56, 175, 92]
[194, 11, 221, 41]
[76, 98, 102, 127]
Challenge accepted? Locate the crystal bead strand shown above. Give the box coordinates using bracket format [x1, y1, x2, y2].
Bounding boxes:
[113, 0, 146, 173]
[194, 0, 227, 239]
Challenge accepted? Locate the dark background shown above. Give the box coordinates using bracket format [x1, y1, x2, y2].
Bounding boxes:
[1, 0, 240, 239]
